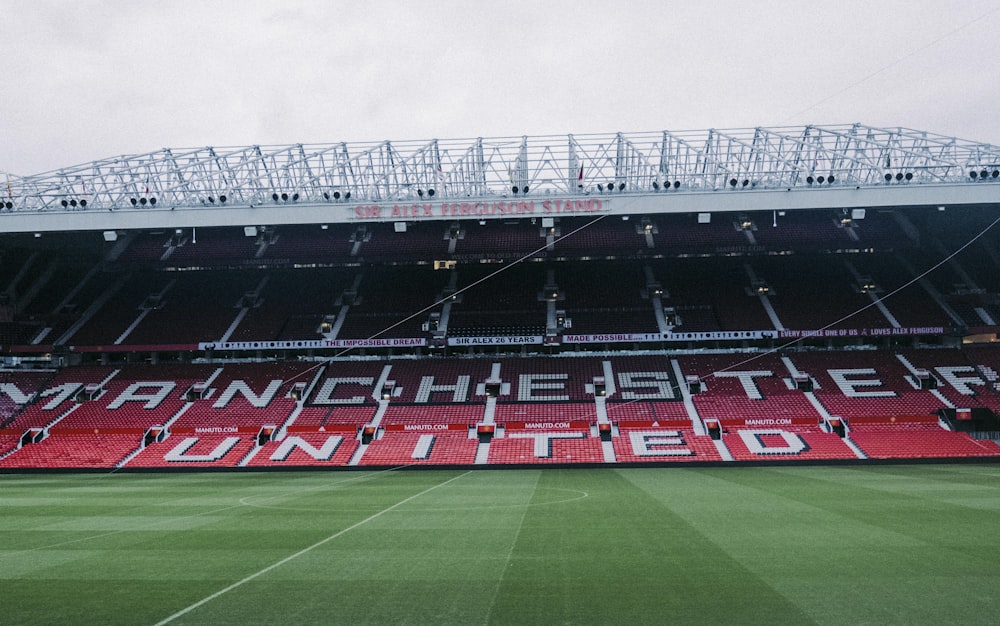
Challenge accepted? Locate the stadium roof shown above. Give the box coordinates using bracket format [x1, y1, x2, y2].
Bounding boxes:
[3, 123, 999, 234]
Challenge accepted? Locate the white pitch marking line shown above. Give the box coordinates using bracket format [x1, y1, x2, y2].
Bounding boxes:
[153, 470, 472, 626]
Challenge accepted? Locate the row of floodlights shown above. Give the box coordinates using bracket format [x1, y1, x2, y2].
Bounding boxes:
[804, 175, 835, 185]
[652, 181, 682, 190]
[884, 172, 915, 182]
[129, 197, 158, 206]
[970, 169, 1000, 180]
[59, 199, 88, 208]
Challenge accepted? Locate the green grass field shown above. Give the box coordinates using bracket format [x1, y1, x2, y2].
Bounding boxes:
[2, 465, 999, 625]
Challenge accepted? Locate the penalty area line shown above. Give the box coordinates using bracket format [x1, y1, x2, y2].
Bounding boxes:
[153, 470, 471, 626]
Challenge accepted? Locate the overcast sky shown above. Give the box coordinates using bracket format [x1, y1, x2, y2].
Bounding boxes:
[2, 0, 998, 176]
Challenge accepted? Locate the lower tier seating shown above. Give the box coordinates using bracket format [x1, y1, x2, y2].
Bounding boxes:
[849, 422, 1000, 459]
[487, 428, 604, 464]
[612, 427, 722, 463]
[246, 432, 359, 467]
[0, 433, 140, 469]
[126, 434, 256, 467]
[723, 425, 858, 461]
[358, 431, 478, 465]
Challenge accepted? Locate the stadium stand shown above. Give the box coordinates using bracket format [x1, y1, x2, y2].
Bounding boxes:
[3, 125, 1000, 469]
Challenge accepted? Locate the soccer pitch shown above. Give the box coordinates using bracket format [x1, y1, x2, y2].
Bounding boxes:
[2, 465, 998, 625]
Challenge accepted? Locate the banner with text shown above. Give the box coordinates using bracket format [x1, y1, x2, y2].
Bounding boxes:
[777, 327, 946, 338]
[199, 337, 427, 351]
[447, 335, 543, 346]
[351, 198, 609, 221]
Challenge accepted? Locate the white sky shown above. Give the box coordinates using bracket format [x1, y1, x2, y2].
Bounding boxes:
[3, 0, 999, 176]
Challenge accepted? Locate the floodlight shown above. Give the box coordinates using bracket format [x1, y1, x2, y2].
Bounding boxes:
[140, 197, 148, 205]
[281, 192, 288, 201]
[895, 173, 903, 181]
[220, 194, 227, 203]
[427, 188, 435, 197]
[885, 173, 893, 181]
[817, 176, 825, 184]
[61, 200, 68, 207]
[618, 182, 624, 191]
[80, 199, 87, 207]
[904, 172, 913, 181]
[730, 178, 738, 187]
[130, 198, 138, 206]
[333, 191, 341, 199]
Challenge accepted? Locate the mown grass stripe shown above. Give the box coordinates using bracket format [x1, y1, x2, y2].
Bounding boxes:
[152, 470, 471, 625]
